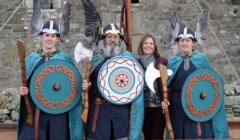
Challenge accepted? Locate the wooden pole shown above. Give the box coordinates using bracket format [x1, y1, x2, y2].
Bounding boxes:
[125, 0, 132, 52]
[17, 40, 33, 126]
[159, 64, 174, 139]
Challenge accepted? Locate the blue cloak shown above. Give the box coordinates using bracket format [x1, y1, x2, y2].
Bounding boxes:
[167, 52, 229, 138]
[17, 51, 83, 140]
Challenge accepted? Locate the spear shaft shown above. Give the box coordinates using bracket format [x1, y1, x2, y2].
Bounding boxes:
[17, 39, 33, 126]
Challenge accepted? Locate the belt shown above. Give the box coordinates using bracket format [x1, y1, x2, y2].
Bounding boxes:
[34, 107, 40, 140]
[92, 98, 108, 132]
[172, 91, 181, 96]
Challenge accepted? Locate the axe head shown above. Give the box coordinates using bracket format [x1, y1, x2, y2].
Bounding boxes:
[145, 62, 173, 93]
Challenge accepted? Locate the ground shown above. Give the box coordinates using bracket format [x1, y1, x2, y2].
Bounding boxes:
[0, 124, 239, 140]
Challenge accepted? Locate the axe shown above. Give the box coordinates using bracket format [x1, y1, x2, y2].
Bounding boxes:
[74, 41, 93, 123]
[145, 62, 174, 139]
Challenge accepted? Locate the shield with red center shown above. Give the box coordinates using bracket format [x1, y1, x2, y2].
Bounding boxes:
[98, 56, 144, 105]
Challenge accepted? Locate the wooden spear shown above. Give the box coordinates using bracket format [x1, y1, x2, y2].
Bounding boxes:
[17, 39, 33, 125]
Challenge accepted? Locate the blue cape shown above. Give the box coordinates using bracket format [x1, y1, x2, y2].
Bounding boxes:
[167, 52, 229, 138]
[17, 51, 83, 140]
[91, 50, 144, 140]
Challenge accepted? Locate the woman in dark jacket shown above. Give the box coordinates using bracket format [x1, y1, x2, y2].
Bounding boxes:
[137, 34, 168, 140]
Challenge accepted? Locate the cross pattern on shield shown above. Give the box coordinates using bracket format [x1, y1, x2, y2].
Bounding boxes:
[98, 56, 144, 105]
[30, 60, 82, 114]
[181, 68, 224, 122]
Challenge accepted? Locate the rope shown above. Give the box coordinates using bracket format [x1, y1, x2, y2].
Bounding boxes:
[195, 0, 240, 84]
[0, 0, 26, 32]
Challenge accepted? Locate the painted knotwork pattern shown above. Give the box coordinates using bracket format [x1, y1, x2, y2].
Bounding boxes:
[99, 57, 144, 103]
[34, 65, 78, 110]
[185, 73, 220, 118]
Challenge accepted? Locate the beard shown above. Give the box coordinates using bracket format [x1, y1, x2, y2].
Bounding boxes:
[103, 42, 122, 57]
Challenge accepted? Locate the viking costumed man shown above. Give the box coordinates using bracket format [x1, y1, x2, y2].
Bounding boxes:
[17, 0, 83, 139]
[82, 23, 144, 140]
[161, 11, 229, 139]
[80, 0, 144, 139]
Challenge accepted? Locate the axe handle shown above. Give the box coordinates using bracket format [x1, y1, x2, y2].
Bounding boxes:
[163, 91, 174, 139]
[159, 64, 174, 139]
[81, 59, 92, 123]
[17, 39, 33, 126]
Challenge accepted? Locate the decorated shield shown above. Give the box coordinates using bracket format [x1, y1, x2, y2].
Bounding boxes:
[98, 56, 144, 105]
[30, 60, 82, 114]
[181, 68, 224, 122]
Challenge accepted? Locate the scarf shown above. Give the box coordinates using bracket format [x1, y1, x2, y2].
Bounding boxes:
[138, 54, 156, 69]
[139, 54, 161, 107]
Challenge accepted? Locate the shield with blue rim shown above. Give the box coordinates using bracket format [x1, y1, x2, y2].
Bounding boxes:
[30, 60, 82, 114]
[181, 68, 224, 122]
[98, 56, 144, 105]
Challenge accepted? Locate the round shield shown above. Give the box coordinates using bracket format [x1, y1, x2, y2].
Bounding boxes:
[181, 68, 224, 122]
[30, 60, 82, 114]
[98, 56, 144, 105]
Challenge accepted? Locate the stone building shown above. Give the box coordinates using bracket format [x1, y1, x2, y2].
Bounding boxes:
[0, 0, 239, 123]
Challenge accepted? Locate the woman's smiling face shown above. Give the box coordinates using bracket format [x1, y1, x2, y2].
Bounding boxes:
[143, 37, 155, 55]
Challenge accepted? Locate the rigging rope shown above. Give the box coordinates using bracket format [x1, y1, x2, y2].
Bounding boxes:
[196, 0, 240, 84]
[0, 0, 26, 32]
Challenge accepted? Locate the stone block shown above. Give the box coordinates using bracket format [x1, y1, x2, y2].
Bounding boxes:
[0, 114, 8, 123]
[0, 109, 10, 115]
[226, 113, 234, 119]
[172, 0, 187, 4]
[235, 86, 240, 95]
[25, 0, 33, 8]
[4, 119, 13, 124]
[102, 12, 114, 25]
[209, 10, 225, 20]
[53, 0, 61, 9]
[110, 0, 121, 5]
[132, 34, 143, 54]
[197, 0, 210, 10]
[205, 0, 229, 4]
[132, 11, 143, 34]
[11, 110, 18, 122]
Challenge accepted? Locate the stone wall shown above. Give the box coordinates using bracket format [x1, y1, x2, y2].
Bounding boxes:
[0, 88, 19, 124]
[0, 0, 239, 121]
[225, 84, 240, 120]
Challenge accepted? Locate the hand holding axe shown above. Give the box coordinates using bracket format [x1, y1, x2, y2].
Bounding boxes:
[74, 41, 93, 123]
[145, 62, 174, 139]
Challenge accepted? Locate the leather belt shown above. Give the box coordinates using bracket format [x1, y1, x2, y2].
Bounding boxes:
[34, 107, 40, 140]
[172, 91, 181, 96]
[92, 98, 108, 132]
